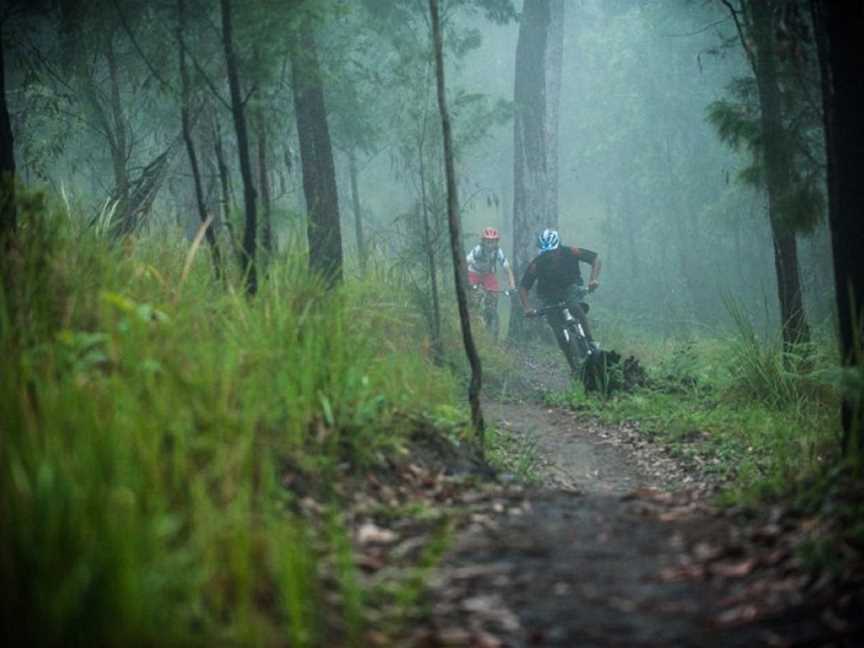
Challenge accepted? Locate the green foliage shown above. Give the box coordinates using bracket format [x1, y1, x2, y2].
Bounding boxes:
[553, 311, 842, 505]
[706, 50, 825, 233]
[0, 202, 458, 643]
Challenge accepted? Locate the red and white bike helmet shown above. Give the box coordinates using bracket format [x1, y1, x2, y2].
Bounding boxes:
[481, 227, 500, 241]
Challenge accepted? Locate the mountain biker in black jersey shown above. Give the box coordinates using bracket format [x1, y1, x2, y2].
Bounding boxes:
[518, 228, 602, 358]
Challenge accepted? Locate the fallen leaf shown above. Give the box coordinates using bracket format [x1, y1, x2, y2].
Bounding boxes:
[711, 558, 757, 579]
[356, 522, 398, 545]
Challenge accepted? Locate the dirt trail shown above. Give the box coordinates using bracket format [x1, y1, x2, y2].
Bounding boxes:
[411, 363, 859, 647]
[487, 401, 656, 494]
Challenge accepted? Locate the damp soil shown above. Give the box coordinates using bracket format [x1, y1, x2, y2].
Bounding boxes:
[403, 354, 863, 647]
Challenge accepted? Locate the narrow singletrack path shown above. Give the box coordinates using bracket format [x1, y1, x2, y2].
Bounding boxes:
[411, 364, 856, 646]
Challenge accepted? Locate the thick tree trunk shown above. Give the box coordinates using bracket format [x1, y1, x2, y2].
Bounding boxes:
[811, 1, 864, 455]
[291, 26, 343, 287]
[429, 0, 484, 441]
[256, 114, 274, 258]
[178, 0, 223, 280]
[545, 0, 563, 221]
[0, 26, 16, 236]
[347, 147, 368, 271]
[509, 0, 564, 340]
[751, 0, 810, 348]
[220, 0, 257, 295]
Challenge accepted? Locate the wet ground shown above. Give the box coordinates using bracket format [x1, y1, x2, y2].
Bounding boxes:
[406, 358, 862, 647]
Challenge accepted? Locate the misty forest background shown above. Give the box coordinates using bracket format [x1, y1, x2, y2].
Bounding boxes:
[1, 0, 862, 645]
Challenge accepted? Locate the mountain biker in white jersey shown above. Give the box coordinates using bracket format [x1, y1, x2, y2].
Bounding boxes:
[466, 227, 517, 304]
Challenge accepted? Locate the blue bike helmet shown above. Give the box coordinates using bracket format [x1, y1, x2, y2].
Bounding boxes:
[537, 228, 560, 253]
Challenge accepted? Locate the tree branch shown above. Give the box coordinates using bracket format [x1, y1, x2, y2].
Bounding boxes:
[109, 0, 175, 93]
[719, 0, 757, 76]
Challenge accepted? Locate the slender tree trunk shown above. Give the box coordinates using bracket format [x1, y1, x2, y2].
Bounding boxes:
[751, 0, 810, 348]
[220, 0, 257, 295]
[429, 0, 484, 441]
[212, 119, 232, 225]
[291, 26, 343, 287]
[418, 127, 443, 365]
[104, 35, 134, 236]
[347, 147, 368, 271]
[0, 25, 16, 236]
[256, 114, 274, 258]
[509, 0, 563, 340]
[811, 1, 864, 455]
[178, 0, 223, 280]
[212, 117, 242, 266]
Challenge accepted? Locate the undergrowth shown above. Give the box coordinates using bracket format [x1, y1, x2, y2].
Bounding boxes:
[0, 200, 462, 645]
[551, 309, 845, 506]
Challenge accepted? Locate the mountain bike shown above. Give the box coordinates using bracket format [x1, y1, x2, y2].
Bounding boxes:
[470, 284, 512, 339]
[526, 295, 608, 391]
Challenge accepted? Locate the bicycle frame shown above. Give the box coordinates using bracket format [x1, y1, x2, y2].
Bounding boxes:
[531, 300, 592, 374]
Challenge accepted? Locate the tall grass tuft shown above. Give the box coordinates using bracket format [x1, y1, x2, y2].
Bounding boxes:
[1, 198, 457, 644]
[723, 297, 834, 410]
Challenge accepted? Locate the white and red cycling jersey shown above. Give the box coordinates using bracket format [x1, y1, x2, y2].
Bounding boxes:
[466, 244, 510, 291]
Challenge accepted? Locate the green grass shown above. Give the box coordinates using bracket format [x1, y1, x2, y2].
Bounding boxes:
[0, 199, 462, 645]
[550, 316, 844, 506]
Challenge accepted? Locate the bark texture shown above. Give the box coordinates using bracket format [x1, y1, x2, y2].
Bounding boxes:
[509, 0, 564, 340]
[811, 0, 864, 454]
[291, 26, 343, 287]
[750, 0, 810, 348]
[0, 26, 16, 235]
[220, 0, 257, 295]
[429, 0, 485, 441]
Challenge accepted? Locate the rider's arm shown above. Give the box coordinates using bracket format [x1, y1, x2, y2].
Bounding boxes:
[506, 266, 517, 291]
[466, 245, 477, 268]
[499, 251, 516, 290]
[575, 247, 601, 291]
[518, 261, 537, 313]
[589, 256, 601, 290]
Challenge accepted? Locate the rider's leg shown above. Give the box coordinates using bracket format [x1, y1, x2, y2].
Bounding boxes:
[544, 308, 571, 358]
[563, 286, 593, 343]
[569, 302, 594, 343]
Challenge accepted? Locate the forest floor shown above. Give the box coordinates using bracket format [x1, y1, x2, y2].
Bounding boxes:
[342, 351, 863, 647]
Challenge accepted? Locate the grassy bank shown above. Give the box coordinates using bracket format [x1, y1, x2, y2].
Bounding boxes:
[0, 201, 464, 645]
[551, 308, 844, 505]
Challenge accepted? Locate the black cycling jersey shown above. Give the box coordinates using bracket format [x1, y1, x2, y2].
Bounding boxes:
[520, 245, 598, 302]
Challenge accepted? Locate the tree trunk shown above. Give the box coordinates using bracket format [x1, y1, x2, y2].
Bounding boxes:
[212, 117, 242, 266]
[751, 0, 810, 348]
[256, 114, 274, 258]
[291, 26, 343, 287]
[429, 0, 485, 442]
[545, 0, 564, 222]
[104, 35, 134, 236]
[347, 147, 368, 271]
[418, 125, 443, 365]
[220, 0, 257, 295]
[0, 25, 16, 237]
[178, 0, 223, 281]
[811, 0, 864, 455]
[509, 0, 564, 340]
